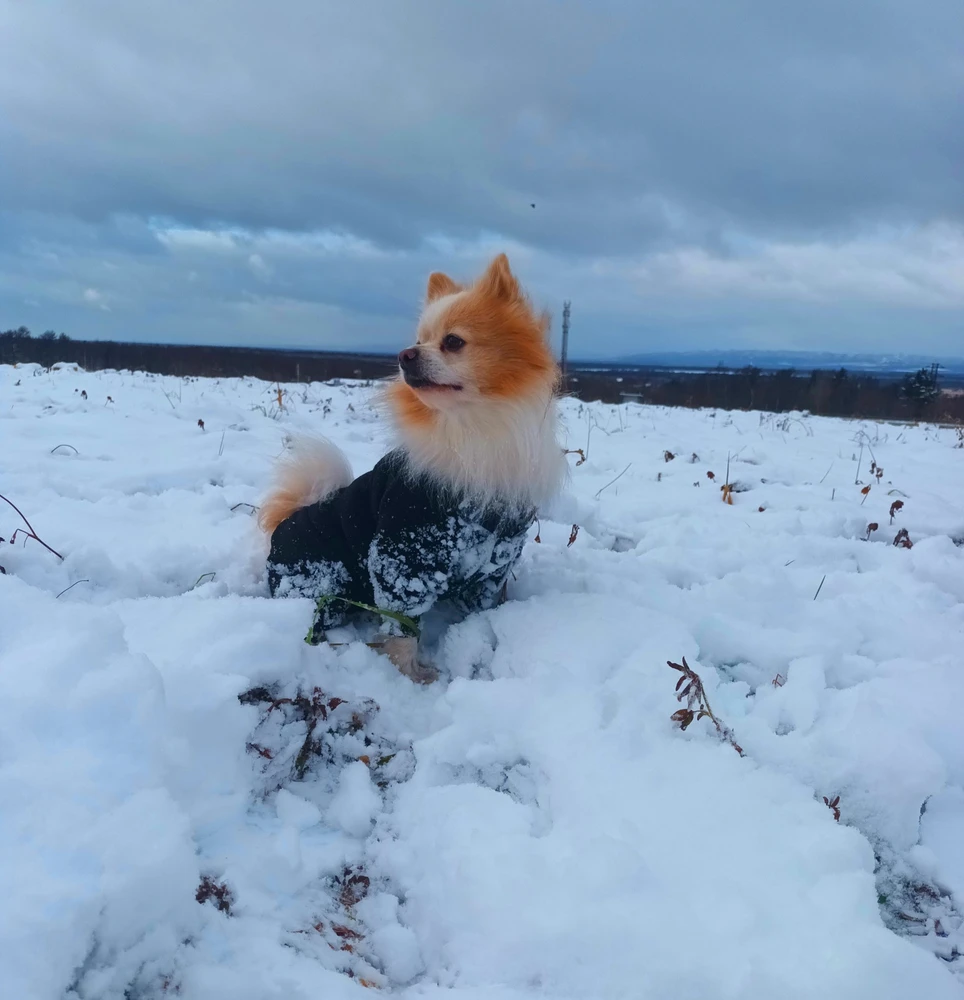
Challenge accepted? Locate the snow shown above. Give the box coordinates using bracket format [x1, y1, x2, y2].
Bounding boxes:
[327, 761, 382, 838]
[2, 361, 964, 999]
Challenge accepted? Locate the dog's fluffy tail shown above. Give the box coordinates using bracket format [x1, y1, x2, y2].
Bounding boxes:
[258, 435, 353, 535]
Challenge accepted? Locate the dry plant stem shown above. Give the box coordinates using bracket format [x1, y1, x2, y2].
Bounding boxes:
[668, 657, 744, 756]
[0, 493, 64, 560]
[720, 453, 734, 504]
[594, 463, 632, 499]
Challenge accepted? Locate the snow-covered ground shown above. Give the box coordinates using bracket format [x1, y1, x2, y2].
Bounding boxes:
[3, 361, 964, 1000]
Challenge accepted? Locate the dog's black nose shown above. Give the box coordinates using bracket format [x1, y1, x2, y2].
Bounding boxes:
[398, 347, 419, 368]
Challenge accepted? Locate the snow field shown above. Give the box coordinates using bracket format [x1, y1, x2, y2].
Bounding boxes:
[2, 362, 963, 999]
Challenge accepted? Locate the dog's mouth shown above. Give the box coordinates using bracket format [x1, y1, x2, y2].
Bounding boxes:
[403, 373, 464, 392]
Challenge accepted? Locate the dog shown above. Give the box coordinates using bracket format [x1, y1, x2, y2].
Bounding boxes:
[260, 253, 566, 682]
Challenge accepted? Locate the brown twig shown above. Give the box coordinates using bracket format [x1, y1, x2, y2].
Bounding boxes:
[0, 493, 64, 560]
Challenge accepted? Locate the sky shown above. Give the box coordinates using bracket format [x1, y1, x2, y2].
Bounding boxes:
[1, 0, 961, 359]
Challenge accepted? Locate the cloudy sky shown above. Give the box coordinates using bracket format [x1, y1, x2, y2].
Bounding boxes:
[1, 0, 961, 359]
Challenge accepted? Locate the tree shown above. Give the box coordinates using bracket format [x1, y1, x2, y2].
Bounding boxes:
[40, 330, 57, 340]
[901, 364, 940, 417]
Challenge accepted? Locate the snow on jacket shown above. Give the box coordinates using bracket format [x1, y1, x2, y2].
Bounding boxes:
[267, 449, 536, 639]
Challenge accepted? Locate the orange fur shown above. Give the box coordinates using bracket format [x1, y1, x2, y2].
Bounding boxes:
[258, 490, 309, 535]
[394, 253, 559, 409]
[426, 271, 462, 302]
[385, 379, 437, 430]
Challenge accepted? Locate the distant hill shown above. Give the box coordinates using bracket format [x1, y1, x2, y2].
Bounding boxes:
[602, 350, 964, 375]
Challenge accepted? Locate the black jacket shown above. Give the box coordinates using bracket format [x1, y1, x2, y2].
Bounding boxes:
[267, 449, 535, 640]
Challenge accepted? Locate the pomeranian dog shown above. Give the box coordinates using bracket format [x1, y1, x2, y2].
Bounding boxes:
[260, 253, 566, 682]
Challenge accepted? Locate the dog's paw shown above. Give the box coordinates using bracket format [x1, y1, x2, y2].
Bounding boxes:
[395, 658, 440, 686]
[377, 636, 440, 686]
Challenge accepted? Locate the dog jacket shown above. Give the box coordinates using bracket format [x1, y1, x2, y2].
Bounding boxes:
[267, 449, 535, 639]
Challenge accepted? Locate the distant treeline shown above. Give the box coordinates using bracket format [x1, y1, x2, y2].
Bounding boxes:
[0, 327, 397, 383]
[2, 327, 962, 424]
[568, 362, 963, 424]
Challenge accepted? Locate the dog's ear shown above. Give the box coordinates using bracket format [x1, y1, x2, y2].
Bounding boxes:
[477, 253, 521, 302]
[426, 271, 460, 302]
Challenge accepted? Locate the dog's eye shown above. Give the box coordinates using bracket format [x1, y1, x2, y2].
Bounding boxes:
[441, 333, 465, 352]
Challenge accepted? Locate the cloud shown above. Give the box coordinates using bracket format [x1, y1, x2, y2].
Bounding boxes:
[625, 225, 964, 308]
[0, 0, 960, 355]
[247, 254, 272, 282]
[82, 288, 110, 311]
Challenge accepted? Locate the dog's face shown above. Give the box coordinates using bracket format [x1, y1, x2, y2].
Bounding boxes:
[394, 254, 556, 413]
